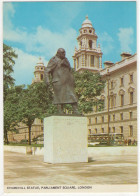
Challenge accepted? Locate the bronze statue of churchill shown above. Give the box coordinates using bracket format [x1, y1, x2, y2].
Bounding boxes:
[44, 48, 79, 114]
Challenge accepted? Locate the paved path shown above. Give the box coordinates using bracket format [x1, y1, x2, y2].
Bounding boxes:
[4, 150, 137, 186]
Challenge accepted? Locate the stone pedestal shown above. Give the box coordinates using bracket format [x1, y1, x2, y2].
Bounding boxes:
[44, 116, 88, 163]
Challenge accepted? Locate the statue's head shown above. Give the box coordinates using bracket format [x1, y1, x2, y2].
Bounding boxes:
[56, 48, 66, 59]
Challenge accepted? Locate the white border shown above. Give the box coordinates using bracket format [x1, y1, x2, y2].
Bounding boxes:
[1, 1, 139, 196]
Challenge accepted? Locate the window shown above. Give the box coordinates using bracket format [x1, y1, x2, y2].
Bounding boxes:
[40, 74, 44, 80]
[121, 94, 124, 106]
[120, 113, 123, 120]
[111, 81, 113, 89]
[91, 55, 94, 66]
[77, 57, 79, 68]
[103, 99, 105, 110]
[130, 74, 133, 83]
[113, 114, 115, 121]
[109, 115, 111, 122]
[129, 126, 133, 136]
[109, 127, 111, 133]
[120, 126, 123, 134]
[88, 129, 91, 134]
[113, 127, 115, 133]
[95, 128, 97, 134]
[130, 112, 133, 120]
[89, 30, 92, 33]
[120, 77, 124, 86]
[130, 92, 133, 105]
[102, 116, 104, 123]
[74, 60, 76, 69]
[114, 96, 116, 107]
[84, 30, 87, 33]
[89, 40, 92, 49]
[102, 128, 104, 133]
[95, 117, 97, 124]
[110, 96, 114, 108]
[89, 118, 91, 125]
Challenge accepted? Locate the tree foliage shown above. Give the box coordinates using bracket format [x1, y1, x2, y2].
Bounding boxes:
[3, 43, 18, 100]
[73, 70, 105, 113]
[3, 43, 18, 144]
[18, 82, 56, 145]
[4, 85, 24, 144]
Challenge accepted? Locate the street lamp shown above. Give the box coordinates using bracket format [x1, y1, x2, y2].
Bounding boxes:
[107, 69, 110, 145]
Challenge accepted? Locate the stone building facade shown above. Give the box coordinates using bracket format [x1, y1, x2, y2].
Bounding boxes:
[86, 53, 137, 141]
[8, 119, 43, 143]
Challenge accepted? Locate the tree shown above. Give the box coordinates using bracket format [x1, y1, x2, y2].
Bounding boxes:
[19, 82, 56, 145]
[3, 43, 18, 100]
[4, 85, 24, 144]
[3, 43, 18, 143]
[73, 70, 105, 114]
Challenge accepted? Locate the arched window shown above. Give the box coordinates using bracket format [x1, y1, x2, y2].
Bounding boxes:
[130, 92, 133, 105]
[128, 87, 135, 105]
[119, 89, 125, 106]
[40, 74, 44, 80]
[77, 57, 79, 68]
[129, 126, 133, 136]
[90, 55, 94, 67]
[89, 40, 92, 49]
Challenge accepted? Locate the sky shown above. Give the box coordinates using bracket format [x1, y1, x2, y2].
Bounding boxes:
[3, 1, 137, 86]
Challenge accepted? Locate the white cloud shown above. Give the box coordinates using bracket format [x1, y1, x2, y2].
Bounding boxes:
[45, 2, 84, 31]
[4, 25, 77, 65]
[3, 3, 78, 66]
[3, 3, 27, 42]
[98, 32, 114, 55]
[13, 48, 48, 85]
[30, 26, 78, 60]
[3, 2, 78, 85]
[3, 2, 15, 31]
[117, 27, 134, 53]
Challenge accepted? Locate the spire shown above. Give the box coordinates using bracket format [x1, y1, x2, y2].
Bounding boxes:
[82, 15, 93, 28]
[37, 57, 44, 66]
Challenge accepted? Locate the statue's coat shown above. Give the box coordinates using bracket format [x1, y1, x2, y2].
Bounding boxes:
[45, 55, 77, 104]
